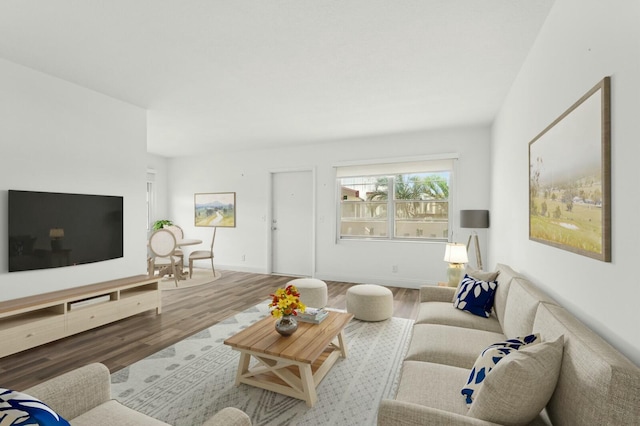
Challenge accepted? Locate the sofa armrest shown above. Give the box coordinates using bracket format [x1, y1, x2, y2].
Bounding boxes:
[377, 400, 500, 426]
[420, 285, 456, 303]
[202, 407, 252, 426]
[24, 363, 111, 421]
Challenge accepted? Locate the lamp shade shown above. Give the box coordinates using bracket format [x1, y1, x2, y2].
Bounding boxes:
[460, 210, 489, 229]
[443, 243, 468, 264]
[49, 228, 64, 238]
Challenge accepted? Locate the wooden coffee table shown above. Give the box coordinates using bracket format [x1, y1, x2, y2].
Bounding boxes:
[224, 310, 353, 407]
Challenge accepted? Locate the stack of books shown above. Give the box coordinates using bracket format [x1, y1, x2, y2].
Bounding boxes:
[68, 294, 111, 310]
[297, 308, 329, 324]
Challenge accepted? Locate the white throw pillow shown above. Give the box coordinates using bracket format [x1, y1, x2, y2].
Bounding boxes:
[467, 335, 564, 425]
[461, 333, 540, 404]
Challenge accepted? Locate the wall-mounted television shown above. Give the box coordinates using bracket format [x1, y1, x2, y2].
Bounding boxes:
[8, 190, 123, 272]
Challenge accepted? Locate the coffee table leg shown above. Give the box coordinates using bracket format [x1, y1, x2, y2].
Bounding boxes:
[336, 330, 348, 358]
[235, 352, 251, 386]
[299, 364, 317, 407]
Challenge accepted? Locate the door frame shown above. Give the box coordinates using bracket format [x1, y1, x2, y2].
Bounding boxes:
[267, 167, 316, 276]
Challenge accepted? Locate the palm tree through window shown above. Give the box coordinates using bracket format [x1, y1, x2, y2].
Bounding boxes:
[339, 172, 450, 240]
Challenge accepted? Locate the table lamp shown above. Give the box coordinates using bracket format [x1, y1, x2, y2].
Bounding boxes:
[460, 210, 489, 270]
[443, 243, 468, 287]
[49, 228, 64, 251]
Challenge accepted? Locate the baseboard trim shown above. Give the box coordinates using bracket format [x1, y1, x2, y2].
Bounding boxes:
[313, 273, 435, 289]
[215, 264, 267, 274]
[215, 265, 438, 289]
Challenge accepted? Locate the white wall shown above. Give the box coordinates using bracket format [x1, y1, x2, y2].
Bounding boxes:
[167, 125, 491, 288]
[0, 59, 148, 300]
[491, 0, 640, 365]
[146, 153, 170, 231]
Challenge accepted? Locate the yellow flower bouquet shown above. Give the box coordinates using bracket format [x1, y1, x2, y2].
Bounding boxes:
[269, 284, 306, 318]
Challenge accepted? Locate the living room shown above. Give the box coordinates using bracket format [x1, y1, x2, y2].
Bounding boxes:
[1, 0, 639, 423]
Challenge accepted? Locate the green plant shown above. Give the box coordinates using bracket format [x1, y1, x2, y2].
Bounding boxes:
[152, 219, 173, 230]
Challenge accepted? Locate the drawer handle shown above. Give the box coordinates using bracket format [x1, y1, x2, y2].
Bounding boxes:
[26, 333, 34, 338]
[90, 315, 95, 319]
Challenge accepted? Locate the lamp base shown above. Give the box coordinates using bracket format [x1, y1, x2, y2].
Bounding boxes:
[51, 239, 63, 251]
[447, 263, 464, 287]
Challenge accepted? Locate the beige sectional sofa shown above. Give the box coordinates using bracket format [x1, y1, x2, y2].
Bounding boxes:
[378, 264, 640, 425]
[24, 362, 251, 426]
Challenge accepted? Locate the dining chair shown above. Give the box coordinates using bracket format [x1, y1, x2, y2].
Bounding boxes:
[163, 224, 185, 266]
[188, 227, 216, 278]
[149, 229, 181, 287]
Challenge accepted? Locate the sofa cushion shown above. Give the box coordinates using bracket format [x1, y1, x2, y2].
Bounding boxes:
[502, 277, 556, 338]
[70, 400, 170, 425]
[395, 360, 470, 416]
[0, 388, 70, 426]
[451, 266, 500, 302]
[201, 407, 252, 426]
[462, 333, 540, 404]
[533, 303, 640, 426]
[414, 301, 503, 333]
[405, 324, 505, 369]
[492, 263, 521, 326]
[468, 336, 564, 425]
[420, 285, 457, 303]
[453, 275, 497, 318]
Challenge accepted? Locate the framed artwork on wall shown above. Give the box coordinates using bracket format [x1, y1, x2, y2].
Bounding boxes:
[528, 77, 611, 262]
[194, 192, 236, 227]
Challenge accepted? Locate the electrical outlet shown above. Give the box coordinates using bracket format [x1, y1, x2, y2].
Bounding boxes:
[392, 265, 398, 273]
[241, 254, 246, 261]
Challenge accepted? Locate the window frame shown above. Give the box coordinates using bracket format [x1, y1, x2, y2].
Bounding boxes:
[335, 157, 456, 243]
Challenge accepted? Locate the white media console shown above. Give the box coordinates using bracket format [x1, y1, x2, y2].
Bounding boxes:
[0, 275, 161, 358]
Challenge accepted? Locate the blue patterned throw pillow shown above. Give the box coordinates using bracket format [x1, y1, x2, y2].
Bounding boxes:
[461, 333, 540, 405]
[453, 274, 498, 318]
[0, 388, 70, 426]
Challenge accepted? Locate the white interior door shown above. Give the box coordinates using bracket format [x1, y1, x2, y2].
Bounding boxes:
[271, 170, 313, 276]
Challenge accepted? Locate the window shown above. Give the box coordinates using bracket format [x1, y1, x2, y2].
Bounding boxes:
[336, 158, 454, 241]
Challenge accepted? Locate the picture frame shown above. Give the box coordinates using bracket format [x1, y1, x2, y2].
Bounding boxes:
[194, 192, 236, 227]
[528, 77, 611, 262]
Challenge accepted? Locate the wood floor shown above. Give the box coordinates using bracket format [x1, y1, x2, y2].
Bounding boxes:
[0, 270, 420, 390]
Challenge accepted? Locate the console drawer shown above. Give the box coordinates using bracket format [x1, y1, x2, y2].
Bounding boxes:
[66, 301, 121, 335]
[119, 292, 159, 316]
[0, 315, 66, 357]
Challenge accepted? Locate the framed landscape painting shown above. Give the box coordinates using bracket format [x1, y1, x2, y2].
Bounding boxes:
[194, 192, 236, 227]
[528, 77, 611, 262]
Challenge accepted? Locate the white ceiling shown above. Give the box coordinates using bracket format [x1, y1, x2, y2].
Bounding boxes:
[0, 1, 553, 158]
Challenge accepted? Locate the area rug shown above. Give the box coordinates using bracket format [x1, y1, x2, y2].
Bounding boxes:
[111, 302, 413, 426]
[160, 268, 222, 290]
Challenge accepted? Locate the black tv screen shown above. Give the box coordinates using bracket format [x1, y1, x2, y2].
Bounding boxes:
[8, 190, 123, 272]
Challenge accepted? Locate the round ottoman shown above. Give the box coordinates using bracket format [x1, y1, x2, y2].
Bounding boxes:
[288, 278, 328, 308]
[346, 284, 393, 321]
